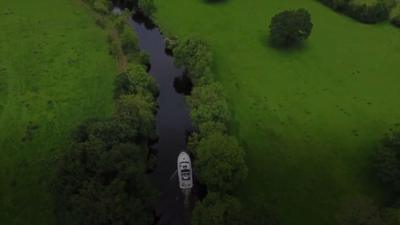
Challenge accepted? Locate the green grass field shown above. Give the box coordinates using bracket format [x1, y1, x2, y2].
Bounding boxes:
[153, 1, 400, 224]
[0, 0, 116, 224]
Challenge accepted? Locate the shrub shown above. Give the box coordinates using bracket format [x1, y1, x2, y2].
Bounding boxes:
[93, 0, 111, 14]
[137, 52, 150, 67]
[391, 15, 400, 26]
[114, 64, 158, 99]
[187, 82, 231, 129]
[374, 132, 400, 192]
[348, 1, 391, 23]
[269, 8, 313, 47]
[173, 37, 213, 83]
[193, 132, 247, 192]
[112, 12, 130, 35]
[55, 139, 156, 225]
[188, 121, 227, 151]
[390, 5, 400, 27]
[192, 193, 243, 225]
[114, 94, 156, 141]
[108, 37, 122, 57]
[95, 16, 106, 29]
[336, 196, 387, 225]
[319, 0, 350, 10]
[120, 25, 140, 58]
[138, 0, 156, 17]
[319, 0, 392, 24]
[72, 117, 143, 148]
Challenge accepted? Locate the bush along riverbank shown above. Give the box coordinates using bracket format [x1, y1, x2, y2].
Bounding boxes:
[114, 2, 254, 223]
[131, 1, 274, 223]
[171, 36, 275, 224]
[53, 1, 160, 225]
[319, 0, 398, 25]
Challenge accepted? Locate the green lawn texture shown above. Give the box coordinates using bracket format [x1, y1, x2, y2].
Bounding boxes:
[0, 0, 116, 224]
[152, 0, 400, 225]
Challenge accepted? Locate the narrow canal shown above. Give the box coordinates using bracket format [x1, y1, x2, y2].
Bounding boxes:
[128, 13, 195, 225]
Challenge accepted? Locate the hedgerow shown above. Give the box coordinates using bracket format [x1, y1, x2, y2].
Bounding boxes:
[54, 2, 159, 225]
[319, 0, 394, 24]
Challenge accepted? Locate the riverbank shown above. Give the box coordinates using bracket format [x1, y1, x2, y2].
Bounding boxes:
[0, 0, 116, 224]
[151, 0, 400, 224]
[129, 12, 194, 225]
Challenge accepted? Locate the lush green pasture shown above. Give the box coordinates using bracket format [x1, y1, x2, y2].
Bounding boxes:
[153, 0, 400, 224]
[0, 0, 115, 224]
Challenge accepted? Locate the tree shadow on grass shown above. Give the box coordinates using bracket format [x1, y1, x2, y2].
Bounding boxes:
[259, 32, 311, 54]
[201, 0, 229, 5]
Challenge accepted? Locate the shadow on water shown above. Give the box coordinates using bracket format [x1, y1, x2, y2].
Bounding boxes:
[111, 4, 206, 225]
[174, 73, 193, 96]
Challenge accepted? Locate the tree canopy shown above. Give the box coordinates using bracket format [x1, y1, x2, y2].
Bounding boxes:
[114, 64, 158, 99]
[115, 94, 156, 141]
[173, 37, 213, 83]
[55, 140, 156, 225]
[138, 0, 156, 17]
[269, 8, 313, 47]
[187, 82, 231, 129]
[192, 193, 243, 225]
[193, 132, 247, 192]
[374, 132, 400, 192]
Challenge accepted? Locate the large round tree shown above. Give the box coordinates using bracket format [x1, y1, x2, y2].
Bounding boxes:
[193, 132, 247, 192]
[269, 8, 313, 47]
[55, 140, 156, 225]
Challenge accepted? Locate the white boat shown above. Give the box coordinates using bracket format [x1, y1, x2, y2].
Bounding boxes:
[177, 151, 193, 190]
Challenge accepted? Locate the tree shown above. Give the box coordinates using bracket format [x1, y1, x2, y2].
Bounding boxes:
[114, 94, 156, 141]
[138, 0, 156, 17]
[114, 64, 158, 99]
[374, 132, 400, 192]
[121, 25, 140, 57]
[73, 118, 138, 148]
[192, 193, 243, 225]
[383, 208, 400, 225]
[193, 132, 247, 192]
[269, 9, 313, 47]
[391, 14, 400, 27]
[336, 196, 387, 225]
[55, 141, 156, 225]
[93, 0, 111, 14]
[173, 37, 213, 83]
[187, 82, 231, 129]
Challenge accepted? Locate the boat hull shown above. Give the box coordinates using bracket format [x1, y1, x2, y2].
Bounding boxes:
[177, 151, 193, 189]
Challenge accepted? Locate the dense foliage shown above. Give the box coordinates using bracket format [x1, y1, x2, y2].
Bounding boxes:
[336, 196, 388, 225]
[187, 82, 231, 129]
[269, 9, 313, 47]
[374, 132, 400, 193]
[56, 86, 157, 225]
[138, 0, 156, 17]
[114, 64, 158, 99]
[319, 0, 393, 23]
[192, 193, 243, 225]
[121, 26, 140, 59]
[173, 37, 213, 83]
[171, 29, 250, 225]
[391, 6, 400, 27]
[54, 2, 159, 224]
[192, 132, 248, 192]
[55, 140, 156, 225]
[391, 14, 400, 27]
[114, 94, 156, 141]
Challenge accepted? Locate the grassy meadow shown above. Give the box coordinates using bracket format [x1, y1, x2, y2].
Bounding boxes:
[0, 0, 116, 224]
[152, 0, 400, 225]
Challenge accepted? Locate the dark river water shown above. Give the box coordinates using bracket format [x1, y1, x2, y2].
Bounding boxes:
[127, 13, 201, 225]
